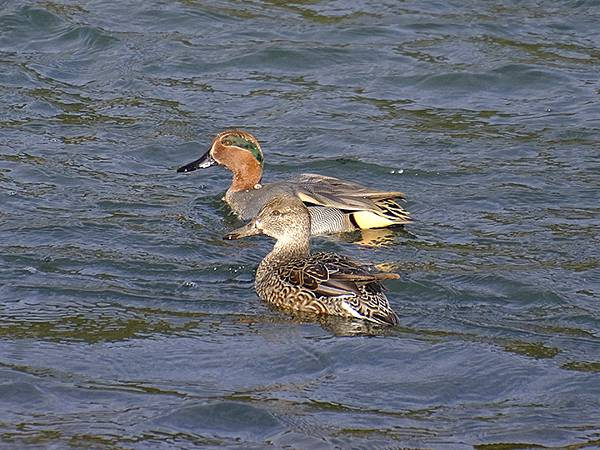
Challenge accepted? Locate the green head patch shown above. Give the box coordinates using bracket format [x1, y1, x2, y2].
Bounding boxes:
[222, 135, 264, 166]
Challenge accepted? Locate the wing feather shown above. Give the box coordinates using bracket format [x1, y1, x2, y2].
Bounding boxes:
[290, 173, 411, 225]
[292, 173, 405, 211]
[277, 252, 396, 298]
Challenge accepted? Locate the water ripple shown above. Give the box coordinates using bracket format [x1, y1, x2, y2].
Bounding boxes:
[1, 0, 600, 448]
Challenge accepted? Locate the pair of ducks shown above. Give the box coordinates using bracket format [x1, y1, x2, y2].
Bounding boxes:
[178, 130, 410, 326]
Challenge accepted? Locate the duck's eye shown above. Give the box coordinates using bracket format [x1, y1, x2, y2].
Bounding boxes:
[271, 210, 282, 217]
[222, 139, 232, 146]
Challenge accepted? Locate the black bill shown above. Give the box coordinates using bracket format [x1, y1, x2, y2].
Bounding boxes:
[176, 148, 216, 173]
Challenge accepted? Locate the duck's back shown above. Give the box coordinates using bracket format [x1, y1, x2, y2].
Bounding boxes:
[255, 251, 399, 326]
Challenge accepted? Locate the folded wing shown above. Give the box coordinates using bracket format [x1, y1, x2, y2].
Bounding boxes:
[291, 173, 411, 228]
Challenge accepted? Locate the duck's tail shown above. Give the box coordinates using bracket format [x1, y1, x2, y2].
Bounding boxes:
[349, 198, 411, 229]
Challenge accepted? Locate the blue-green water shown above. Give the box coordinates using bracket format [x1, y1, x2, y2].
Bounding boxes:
[1, 1, 600, 448]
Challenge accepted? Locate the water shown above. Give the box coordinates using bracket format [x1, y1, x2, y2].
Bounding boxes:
[1, 0, 600, 448]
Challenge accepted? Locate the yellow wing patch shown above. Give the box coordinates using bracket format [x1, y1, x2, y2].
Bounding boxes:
[351, 211, 397, 229]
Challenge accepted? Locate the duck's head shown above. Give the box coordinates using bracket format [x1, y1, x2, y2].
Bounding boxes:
[224, 194, 311, 242]
[177, 130, 264, 191]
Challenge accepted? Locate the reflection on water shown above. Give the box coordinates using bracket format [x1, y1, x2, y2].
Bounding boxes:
[1, 0, 600, 448]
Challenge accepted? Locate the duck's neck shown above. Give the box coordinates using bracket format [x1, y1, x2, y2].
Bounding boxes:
[261, 235, 310, 268]
[231, 170, 260, 192]
[223, 151, 263, 192]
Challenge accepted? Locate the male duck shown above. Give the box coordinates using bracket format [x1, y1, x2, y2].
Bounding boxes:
[177, 130, 411, 235]
[224, 193, 400, 326]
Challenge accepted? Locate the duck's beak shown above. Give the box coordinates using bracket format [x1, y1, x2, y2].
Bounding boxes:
[176, 148, 216, 173]
[223, 219, 262, 240]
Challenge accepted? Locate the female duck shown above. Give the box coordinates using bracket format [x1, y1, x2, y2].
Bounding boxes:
[178, 130, 411, 235]
[224, 194, 400, 326]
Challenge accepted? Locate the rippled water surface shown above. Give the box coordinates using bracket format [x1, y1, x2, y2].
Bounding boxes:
[1, 0, 600, 448]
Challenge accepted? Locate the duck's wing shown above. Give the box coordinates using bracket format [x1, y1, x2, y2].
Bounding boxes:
[293, 173, 405, 206]
[290, 173, 411, 227]
[280, 252, 398, 298]
[313, 252, 400, 325]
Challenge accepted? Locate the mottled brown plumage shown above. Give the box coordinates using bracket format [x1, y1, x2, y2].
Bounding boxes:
[224, 194, 400, 326]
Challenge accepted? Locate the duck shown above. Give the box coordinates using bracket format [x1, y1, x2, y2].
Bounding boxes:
[177, 130, 411, 235]
[223, 193, 400, 326]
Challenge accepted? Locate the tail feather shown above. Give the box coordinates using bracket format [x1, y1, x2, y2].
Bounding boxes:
[374, 198, 412, 223]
